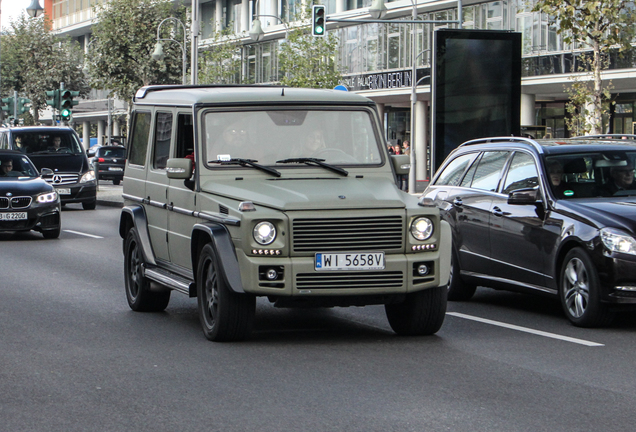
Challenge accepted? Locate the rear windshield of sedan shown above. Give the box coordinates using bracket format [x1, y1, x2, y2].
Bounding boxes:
[545, 151, 636, 198]
[97, 147, 126, 158]
[202, 109, 383, 167]
[13, 132, 83, 155]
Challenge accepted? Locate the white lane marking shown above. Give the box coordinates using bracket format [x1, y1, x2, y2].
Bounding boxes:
[63, 230, 104, 239]
[447, 312, 604, 347]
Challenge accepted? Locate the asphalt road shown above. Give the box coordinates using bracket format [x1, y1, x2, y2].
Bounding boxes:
[2, 204, 636, 431]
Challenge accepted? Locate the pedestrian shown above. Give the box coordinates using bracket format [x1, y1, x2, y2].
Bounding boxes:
[402, 140, 410, 155]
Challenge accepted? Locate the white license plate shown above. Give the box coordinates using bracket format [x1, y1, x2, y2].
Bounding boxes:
[108, 167, 123, 171]
[0, 212, 27, 221]
[56, 188, 71, 195]
[315, 252, 385, 271]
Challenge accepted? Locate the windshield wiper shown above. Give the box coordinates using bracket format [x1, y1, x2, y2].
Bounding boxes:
[276, 158, 348, 176]
[208, 158, 281, 177]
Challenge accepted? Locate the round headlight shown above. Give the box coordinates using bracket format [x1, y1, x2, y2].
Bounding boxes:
[410, 217, 433, 241]
[253, 221, 276, 245]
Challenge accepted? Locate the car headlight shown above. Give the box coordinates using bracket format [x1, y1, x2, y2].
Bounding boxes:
[80, 170, 96, 183]
[36, 191, 58, 203]
[410, 217, 434, 241]
[253, 221, 276, 245]
[601, 227, 636, 255]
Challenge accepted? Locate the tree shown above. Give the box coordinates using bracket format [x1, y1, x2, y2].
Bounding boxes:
[277, 6, 342, 88]
[199, 26, 242, 85]
[533, 0, 636, 135]
[0, 15, 89, 124]
[87, 0, 187, 106]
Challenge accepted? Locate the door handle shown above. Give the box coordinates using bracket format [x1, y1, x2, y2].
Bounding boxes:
[492, 206, 510, 217]
[453, 197, 463, 207]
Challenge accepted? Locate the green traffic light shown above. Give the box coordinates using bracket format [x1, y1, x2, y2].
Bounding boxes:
[60, 108, 72, 120]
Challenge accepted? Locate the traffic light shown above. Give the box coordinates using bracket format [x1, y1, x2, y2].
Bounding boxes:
[312, 5, 326, 37]
[46, 90, 60, 110]
[60, 90, 79, 121]
[1, 97, 15, 117]
[17, 98, 31, 115]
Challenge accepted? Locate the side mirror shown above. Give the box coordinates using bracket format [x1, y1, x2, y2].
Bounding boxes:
[391, 154, 410, 175]
[166, 158, 193, 179]
[40, 168, 54, 176]
[508, 187, 540, 205]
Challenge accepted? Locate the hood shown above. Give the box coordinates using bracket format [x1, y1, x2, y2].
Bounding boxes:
[200, 177, 408, 211]
[0, 177, 54, 196]
[27, 154, 87, 174]
[557, 199, 636, 234]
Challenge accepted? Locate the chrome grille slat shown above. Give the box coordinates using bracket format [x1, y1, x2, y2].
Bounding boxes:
[292, 216, 404, 252]
[43, 173, 79, 185]
[296, 271, 404, 289]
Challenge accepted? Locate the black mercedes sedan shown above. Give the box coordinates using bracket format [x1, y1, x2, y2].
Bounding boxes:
[423, 137, 636, 327]
[0, 150, 61, 239]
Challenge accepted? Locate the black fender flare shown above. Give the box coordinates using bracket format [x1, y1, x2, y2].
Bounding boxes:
[192, 223, 245, 294]
[119, 205, 156, 266]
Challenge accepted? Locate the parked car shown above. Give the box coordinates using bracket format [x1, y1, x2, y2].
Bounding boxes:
[0, 126, 97, 210]
[423, 136, 636, 327]
[91, 145, 126, 185]
[119, 85, 452, 341]
[0, 150, 61, 238]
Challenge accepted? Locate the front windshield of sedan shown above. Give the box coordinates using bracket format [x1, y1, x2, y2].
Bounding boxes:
[202, 109, 383, 167]
[13, 132, 83, 155]
[545, 151, 636, 198]
[0, 155, 39, 178]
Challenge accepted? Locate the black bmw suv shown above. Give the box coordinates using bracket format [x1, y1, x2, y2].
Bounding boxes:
[423, 136, 636, 327]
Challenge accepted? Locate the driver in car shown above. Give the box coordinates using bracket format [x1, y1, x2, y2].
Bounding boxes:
[606, 161, 635, 194]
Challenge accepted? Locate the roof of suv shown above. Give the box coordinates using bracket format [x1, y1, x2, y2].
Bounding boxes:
[459, 136, 636, 156]
[133, 85, 376, 106]
[0, 126, 76, 133]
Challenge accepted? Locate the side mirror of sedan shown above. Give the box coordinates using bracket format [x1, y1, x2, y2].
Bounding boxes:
[40, 168, 54, 176]
[508, 187, 540, 205]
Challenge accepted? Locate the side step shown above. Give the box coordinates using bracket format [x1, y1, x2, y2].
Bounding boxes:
[143, 265, 197, 297]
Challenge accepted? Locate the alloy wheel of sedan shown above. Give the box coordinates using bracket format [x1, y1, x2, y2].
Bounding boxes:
[562, 257, 589, 318]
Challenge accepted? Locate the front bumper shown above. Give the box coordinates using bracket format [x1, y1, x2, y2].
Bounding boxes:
[0, 202, 61, 233]
[598, 251, 636, 305]
[54, 182, 97, 204]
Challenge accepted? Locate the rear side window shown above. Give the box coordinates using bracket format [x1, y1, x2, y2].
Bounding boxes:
[434, 153, 476, 186]
[469, 151, 509, 191]
[153, 112, 173, 169]
[129, 111, 151, 166]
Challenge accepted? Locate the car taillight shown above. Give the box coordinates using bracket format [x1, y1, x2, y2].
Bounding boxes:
[98, 158, 105, 162]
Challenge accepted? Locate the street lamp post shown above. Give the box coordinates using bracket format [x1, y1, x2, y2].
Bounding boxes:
[26, 0, 45, 18]
[152, 17, 188, 85]
[249, 0, 289, 42]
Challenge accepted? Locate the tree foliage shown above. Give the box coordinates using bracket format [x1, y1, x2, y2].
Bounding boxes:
[199, 26, 242, 84]
[278, 6, 342, 88]
[0, 15, 89, 123]
[533, 0, 636, 135]
[87, 0, 188, 104]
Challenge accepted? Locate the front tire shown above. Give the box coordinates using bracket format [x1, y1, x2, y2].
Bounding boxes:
[447, 249, 477, 301]
[42, 226, 61, 239]
[560, 248, 613, 327]
[196, 244, 255, 341]
[82, 199, 97, 210]
[124, 228, 170, 312]
[385, 286, 447, 336]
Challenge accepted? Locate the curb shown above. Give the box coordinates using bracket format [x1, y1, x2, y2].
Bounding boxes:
[97, 199, 124, 208]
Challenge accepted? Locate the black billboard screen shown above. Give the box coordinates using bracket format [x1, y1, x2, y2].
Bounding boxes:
[432, 29, 521, 172]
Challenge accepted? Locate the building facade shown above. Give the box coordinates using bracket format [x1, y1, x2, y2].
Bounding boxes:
[48, 0, 636, 184]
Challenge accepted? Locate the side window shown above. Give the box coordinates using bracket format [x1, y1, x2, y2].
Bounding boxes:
[460, 154, 481, 187]
[176, 113, 194, 158]
[434, 153, 477, 186]
[128, 111, 151, 166]
[0, 133, 7, 149]
[502, 152, 539, 194]
[153, 112, 173, 169]
[470, 151, 510, 191]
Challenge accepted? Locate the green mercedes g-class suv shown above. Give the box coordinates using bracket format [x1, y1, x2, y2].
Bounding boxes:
[119, 85, 451, 341]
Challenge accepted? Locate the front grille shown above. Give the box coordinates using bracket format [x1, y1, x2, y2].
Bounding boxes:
[292, 216, 404, 252]
[296, 271, 404, 290]
[43, 173, 79, 185]
[0, 220, 30, 230]
[0, 196, 32, 209]
[11, 197, 32, 209]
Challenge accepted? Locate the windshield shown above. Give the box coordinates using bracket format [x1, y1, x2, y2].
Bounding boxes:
[545, 151, 636, 198]
[0, 154, 39, 178]
[13, 132, 83, 155]
[202, 109, 383, 168]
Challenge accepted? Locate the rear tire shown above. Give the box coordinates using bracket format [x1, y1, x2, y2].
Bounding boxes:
[82, 199, 97, 210]
[447, 249, 477, 301]
[560, 248, 614, 327]
[197, 244, 255, 341]
[113, 179, 121, 185]
[385, 286, 447, 336]
[124, 228, 170, 312]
